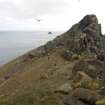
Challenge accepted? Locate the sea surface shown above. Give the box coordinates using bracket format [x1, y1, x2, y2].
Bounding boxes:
[0, 31, 63, 65]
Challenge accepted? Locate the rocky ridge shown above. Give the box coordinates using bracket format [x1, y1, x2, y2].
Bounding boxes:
[0, 14, 105, 105]
[47, 14, 105, 105]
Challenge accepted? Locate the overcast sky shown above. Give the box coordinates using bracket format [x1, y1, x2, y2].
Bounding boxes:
[0, 0, 105, 33]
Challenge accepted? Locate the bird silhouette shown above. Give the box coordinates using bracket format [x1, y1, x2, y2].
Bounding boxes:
[35, 18, 41, 22]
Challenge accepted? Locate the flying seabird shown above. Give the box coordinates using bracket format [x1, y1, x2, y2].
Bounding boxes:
[35, 18, 41, 22]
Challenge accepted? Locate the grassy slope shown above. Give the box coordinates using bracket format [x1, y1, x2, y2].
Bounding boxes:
[0, 49, 75, 105]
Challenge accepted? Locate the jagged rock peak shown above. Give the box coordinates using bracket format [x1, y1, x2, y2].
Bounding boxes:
[58, 14, 105, 61]
[79, 14, 98, 27]
[78, 14, 102, 37]
[44, 14, 104, 58]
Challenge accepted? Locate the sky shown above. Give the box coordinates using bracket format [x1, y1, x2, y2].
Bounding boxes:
[0, 0, 105, 33]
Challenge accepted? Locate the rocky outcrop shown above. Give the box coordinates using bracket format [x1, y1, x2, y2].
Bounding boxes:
[64, 88, 101, 105]
[58, 14, 105, 105]
[64, 93, 87, 105]
[24, 15, 105, 62]
[56, 14, 105, 61]
[54, 83, 72, 94]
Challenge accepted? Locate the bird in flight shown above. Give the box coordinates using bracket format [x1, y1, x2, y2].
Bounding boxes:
[35, 18, 41, 22]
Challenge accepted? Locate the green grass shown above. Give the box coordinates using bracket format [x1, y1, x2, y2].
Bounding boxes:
[0, 88, 59, 105]
[96, 98, 105, 105]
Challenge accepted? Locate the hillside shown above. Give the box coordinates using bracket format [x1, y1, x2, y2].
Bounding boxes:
[0, 14, 105, 105]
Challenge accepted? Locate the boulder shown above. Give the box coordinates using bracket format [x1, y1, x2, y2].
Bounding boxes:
[72, 54, 80, 60]
[28, 53, 36, 59]
[97, 52, 105, 61]
[40, 73, 49, 79]
[72, 59, 105, 83]
[55, 83, 72, 94]
[72, 88, 101, 105]
[62, 50, 72, 61]
[64, 88, 101, 105]
[64, 93, 86, 105]
[72, 71, 100, 89]
[76, 71, 92, 81]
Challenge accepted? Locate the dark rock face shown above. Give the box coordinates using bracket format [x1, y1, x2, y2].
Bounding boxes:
[79, 15, 98, 32]
[37, 15, 105, 63]
[56, 14, 105, 61]
[76, 15, 103, 54]
[36, 14, 105, 61]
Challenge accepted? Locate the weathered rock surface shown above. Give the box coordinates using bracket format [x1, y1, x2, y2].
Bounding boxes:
[64, 88, 102, 105]
[72, 59, 105, 85]
[64, 93, 87, 105]
[55, 83, 72, 94]
[72, 88, 101, 104]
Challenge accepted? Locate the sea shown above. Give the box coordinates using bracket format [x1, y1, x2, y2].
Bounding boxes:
[0, 31, 63, 65]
